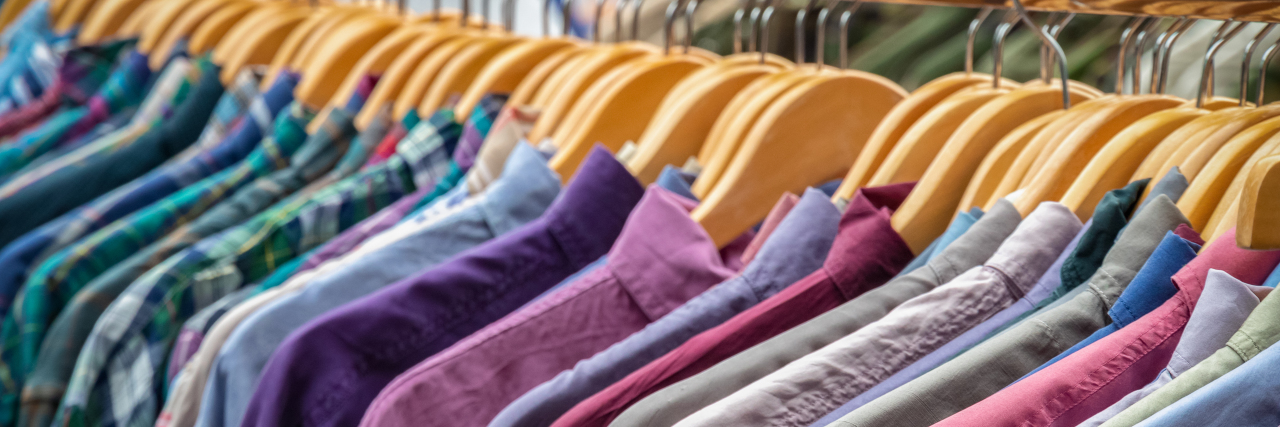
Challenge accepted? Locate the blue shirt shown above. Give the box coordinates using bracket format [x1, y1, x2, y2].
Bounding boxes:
[1262, 262, 1280, 288]
[0, 74, 294, 318]
[195, 142, 563, 427]
[1019, 231, 1201, 380]
[898, 208, 984, 277]
[1134, 331, 1280, 427]
[487, 186, 842, 427]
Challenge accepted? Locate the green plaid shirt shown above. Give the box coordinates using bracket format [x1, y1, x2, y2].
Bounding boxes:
[1, 103, 312, 427]
[52, 107, 463, 427]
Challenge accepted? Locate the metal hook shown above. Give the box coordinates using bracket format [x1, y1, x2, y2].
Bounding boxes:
[1130, 17, 1160, 94]
[663, 0, 680, 54]
[614, 0, 629, 41]
[966, 7, 993, 74]
[759, 1, 776, 64]
[544, 0, 552, 36]
[839, 5, 854, 69]
[481, 0, 490, 30]
[1241, 24, 1276, 106]
[748, 2, 763, 51]
[732, 0, 752, 53]
[817, 0, 859, 69]
[1204, 20, 1243, 101]
[594, 0, 608, 42]
[1116, 17, 1147, 94]
[796, 0, 823, 64]
[1199, 21, 1247, 108]
[1257, 39, 1280, 105]
[816, 6, 830, 68]
[461, 0, 470, 28]
[1011, 0, 1070, 108]
[991, 10, 1021, 89]
[1149, 18, 1188, 93]
[1159, 18, 1197, 94]
[684, 0, 698, 53]
[1040, 13, 1074, 84]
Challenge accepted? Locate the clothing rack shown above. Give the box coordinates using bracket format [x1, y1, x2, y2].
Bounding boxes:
[851, 0, 1280, 22]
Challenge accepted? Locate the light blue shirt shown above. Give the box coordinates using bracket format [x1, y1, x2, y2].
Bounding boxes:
[488, 187, 843, 427]
[194, 143, 563, 427]
[1134, 329, 1280, 427]
[898, 209, 984, 277]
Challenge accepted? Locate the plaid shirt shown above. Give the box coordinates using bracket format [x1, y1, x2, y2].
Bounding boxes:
[364, 109, 422, 167]
[52, 107, 465, 427]
[410, 94, 506, 212]
[0, 51, 152, 182]
[0, 38, 133, 140]
[1, 103, 312, 427]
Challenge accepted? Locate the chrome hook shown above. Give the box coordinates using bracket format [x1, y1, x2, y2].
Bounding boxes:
[1130, 17, 1161, 93]
[1241, 24, 1275, 106]
[1158, 18, 1197, 93]
[967, 7, 994, 74]
[1040, 13, 1074, 84]
[992, 9, 1021, 89]
[1011, 0, 1070, 108]
[1199, 21, 1247, 108]
[1116, 17, 1147, 94]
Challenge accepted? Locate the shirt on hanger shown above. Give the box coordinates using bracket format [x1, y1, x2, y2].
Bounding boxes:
[0, 0, 61, 115]
[239, 146, 645, 427]
[489, 188, 840, 427]
[0, 65, 260, 321]
[811, 209, 1087, 427]
[1127, 302, 1280, 426]
[366, 110, 422, 166]
[1102, 267, 1280, 426]
[897, 208, 984, 278]
[464, 105, 539, 195]
[1080, 270, 1269, 426]
[679, 202, 1082, 427]
[566, 182, 917, 427]
[361, 184, 745, 427]
[187, 142, 559, 427]
[0, 50, 152, 182]
[963, 179, 1148, 348]
[938, 227, 1280, 427]
[1136, 167, 1188, 212]
[833, 195, 1189, 427]
[0, 37, 126, 139]
[1017, 228, 1202, 381]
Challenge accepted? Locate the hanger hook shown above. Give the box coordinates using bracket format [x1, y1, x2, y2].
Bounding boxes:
[1257, 38, 1280, 105]
[683, 0, 698, 53]
[1130, 17, 1160, 94]
[1199, 21, 1246, 108]
[595, 0, 608, 42]
[992, 10, 1020, 89]
[1011, 0, 1069, 108]
[1159, 18, 1196, 93]
[1150, 17, 1187, 93]
[664, 0, 680, 54]
[1241, 24, 1275, 106]
[816, 0, 859, 69]
[1039, 13, 1074, 84]
[795, 0, 823, 64]
[816, 6, 830, 68]
[732, 0, 752, 53]
[1116, 17, 1146, 94]
[759, 1, 777, 64]
[839, 5, 855, 69]
[966, 7, 994, 74]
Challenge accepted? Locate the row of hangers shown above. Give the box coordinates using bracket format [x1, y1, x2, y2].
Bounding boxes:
[8, 0, 1280, 254]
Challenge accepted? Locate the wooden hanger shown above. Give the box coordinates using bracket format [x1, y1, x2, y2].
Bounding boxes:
[354, 27, 468, 129]
[958, 109, 1063, 212]
[115, 0, 156, 37]
[691, 3, 906, 245]
[261, 5, 370, 90]
[1235, 151, 1280, 248]
[449, 16, 579, 123]
[132, 0, 197, 55]
[294, 12, 403, 110]
[76, 0, 150, 44]
[307, 19, 435, 132]
[505, 46, 585, 107]
[190, 0, 279, 58]
[1204, 129, 1280, 236]
[212, 3, 314, 85]
[146, 0, 247, 69]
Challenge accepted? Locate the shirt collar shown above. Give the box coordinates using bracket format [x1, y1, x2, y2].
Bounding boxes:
[1089, 195, 1190, 305]
[544, 145, 645, 267]
[56, 37, 133, 105]
[985, 202, 1083, 293]
[606, 186, 739, 321]
[1169, 269, 1268, 375]
[479, 142, 562, 235]
[655, 165, 697, 201]
[1170, 227, 1280, 306]
[291, 105, 356, 179]
[1107, 231, 1201, 327]
[823, 181, 914, 298]
[741, 187, 842, 297]
[926, 199, 1023, 282]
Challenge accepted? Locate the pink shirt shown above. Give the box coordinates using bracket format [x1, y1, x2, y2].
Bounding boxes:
[358, 186, 745, 427]
[936, 228, 1280, 427]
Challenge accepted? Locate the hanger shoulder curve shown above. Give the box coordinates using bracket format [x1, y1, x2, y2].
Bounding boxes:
[451, 38, 579, 123]
[1235, 153, 1280, 249]
[505, 46, 584, 108]
[525, 44, 658, 143]
[418, 36, 523, 115]
[355, 30, 464, 129]
[958, 109, 1064, 213]
[1178, 114, 1280, 229]
[77, 0, 150, 44]
[866, 87, 1011, 187]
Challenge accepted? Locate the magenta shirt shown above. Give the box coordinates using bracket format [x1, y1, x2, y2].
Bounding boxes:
[239, 146, 646, 427]
[937, 228, 1280, 427]
[358, 186, 745, 427]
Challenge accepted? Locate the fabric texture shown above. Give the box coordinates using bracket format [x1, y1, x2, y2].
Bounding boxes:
[833, 195, 1188, 427]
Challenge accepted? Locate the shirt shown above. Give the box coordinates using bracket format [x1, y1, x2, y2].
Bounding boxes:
[0, 66, 261, 320]
[239, 146, 645, 427]
[1019, 229, 1204, 380]
[362, 185, 743, 427]
[1136, 167, 1188, 212]
[0, 50, 152, 181]
[570, 183, 919, 427]
[365, 110, 422, 167]
[0, 37, 125, 139]
[810, 217, 1089, 427]
[934, 227, 1280, 427]
[1081, 270, 1269, 426]
[678, 202, 1082, 427]
[489, 187, 841, 427]
[1128, 308, 1280, 426]
[898, 209, 983, 277]
[188, 142, 560, 427]
[833, 195, 1189, 427]
[465, 105, 539, 194]
[967, 179, 1149, 347]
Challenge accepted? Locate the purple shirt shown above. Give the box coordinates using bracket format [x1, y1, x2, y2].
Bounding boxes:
[240, 146, 645, 427]
[359, 185, 744, 427]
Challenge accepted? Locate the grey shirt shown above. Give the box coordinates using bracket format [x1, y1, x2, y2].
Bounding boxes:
[833, 195, 1190, 427]
[607, 200, 1023, 427]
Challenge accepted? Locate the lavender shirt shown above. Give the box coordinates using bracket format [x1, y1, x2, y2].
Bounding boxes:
[240, 146, 645, 427]
[487, 187, 843, 427]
